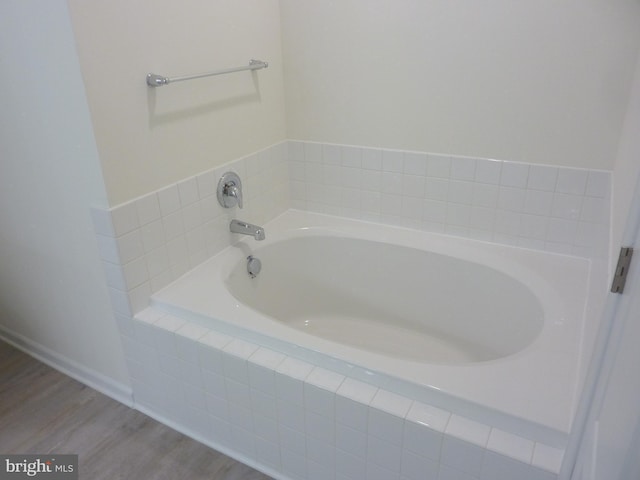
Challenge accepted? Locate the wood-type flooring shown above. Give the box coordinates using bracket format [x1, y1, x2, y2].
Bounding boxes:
[0, 341, 273, 479]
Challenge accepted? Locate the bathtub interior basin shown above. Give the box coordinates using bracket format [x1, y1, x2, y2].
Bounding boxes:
[226, 235, 544, 364]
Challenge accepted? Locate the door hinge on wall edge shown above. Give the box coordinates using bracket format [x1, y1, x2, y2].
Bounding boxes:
[611, 247, 634, 294]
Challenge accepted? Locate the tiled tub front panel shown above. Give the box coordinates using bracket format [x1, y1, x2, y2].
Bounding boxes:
[121, 308, 562, 480]
[287, 141, 610, 261]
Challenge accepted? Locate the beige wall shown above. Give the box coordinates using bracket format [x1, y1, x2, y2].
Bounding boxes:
[280, 0, 640, 170]
[67, 0, 287, 206]
[68, 1, 640, 205]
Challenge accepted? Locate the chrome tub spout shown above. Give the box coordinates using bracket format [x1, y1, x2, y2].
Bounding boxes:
[230, 219, 265, 241]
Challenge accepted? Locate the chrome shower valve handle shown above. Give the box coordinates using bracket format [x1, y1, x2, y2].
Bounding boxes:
[217, 172, 243, 209]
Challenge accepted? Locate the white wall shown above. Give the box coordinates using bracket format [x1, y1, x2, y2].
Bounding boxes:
[611, 50, 640, 264]
[0, 1, 130, 388]
[280, 0, 640, 171]
[67, 0, 287, 206]
[569, 177, 640, 480]
[563, 38, 640, 480]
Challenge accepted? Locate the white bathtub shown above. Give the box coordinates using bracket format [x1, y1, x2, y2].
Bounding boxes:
[152, 210, 590, 441]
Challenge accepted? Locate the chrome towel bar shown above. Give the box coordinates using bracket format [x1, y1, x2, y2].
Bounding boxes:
[146, 59, 268, 87]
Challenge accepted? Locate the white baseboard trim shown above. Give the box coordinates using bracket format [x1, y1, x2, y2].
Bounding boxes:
[134, 402, 291, 480]
[0, 325, 133, 407]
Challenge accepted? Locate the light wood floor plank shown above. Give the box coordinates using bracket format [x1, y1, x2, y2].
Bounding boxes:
[0, 341, 273, 479]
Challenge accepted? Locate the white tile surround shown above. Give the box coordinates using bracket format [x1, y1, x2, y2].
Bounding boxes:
[91, 143, 289, 317]
[91, 140, 611, 480]
[288, 141, 610, 261]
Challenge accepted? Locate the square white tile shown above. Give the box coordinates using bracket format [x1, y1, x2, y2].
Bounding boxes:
[111, 202, 139, 236]
[556, 168, 588, 195]
[500, 162, 529, 188]
[486, 428, 534, 464]
[368, 434, 402, 472]
[368, 408, 405, 445]
[441, 436, 485, 477]
[157, 184, 181, 216]
[527, 165, 558, 192]
[445, 415, 490, 447]
[382, 149, 405, 173]
[341, 146, 362, 168]
[451, 157, 476, 181]
[403, 152, 428, 176]
[401, 449, 439, 480]
[480, 451, 530, 480]
[427, 155, 452, 178]
[361, 148, 383, 170]
[532, 443, 564, 474]
[475, 159, 501, 184]
[336, 448, 366, 479]
[178, 176, 199, 206]
[336, 395, 370, 432]
[336, 422, 367, 459]
[305, 383, 337, 418]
